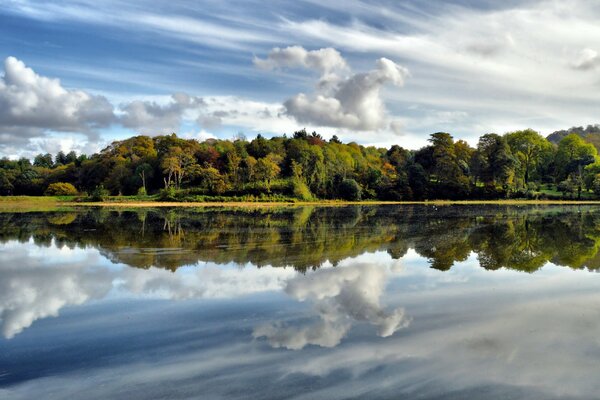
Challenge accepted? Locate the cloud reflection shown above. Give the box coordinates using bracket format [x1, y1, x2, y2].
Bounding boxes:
[0, 238, 407, 346]
[0, 240, 295, 339]
[253, 261, 410, 349]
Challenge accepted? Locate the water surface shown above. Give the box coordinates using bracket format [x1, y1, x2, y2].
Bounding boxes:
[1, 205, 600, 399]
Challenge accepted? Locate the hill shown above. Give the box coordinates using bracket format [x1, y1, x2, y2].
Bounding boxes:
[547, 125, 600, 151]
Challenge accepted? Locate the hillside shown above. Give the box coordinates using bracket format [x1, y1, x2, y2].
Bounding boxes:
[547, 125, 600, 151]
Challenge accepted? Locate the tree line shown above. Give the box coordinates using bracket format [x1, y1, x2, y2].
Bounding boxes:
[1, 128, 600, 200]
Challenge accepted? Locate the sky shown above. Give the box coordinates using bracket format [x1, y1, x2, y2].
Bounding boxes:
[1, 0, 600, 158]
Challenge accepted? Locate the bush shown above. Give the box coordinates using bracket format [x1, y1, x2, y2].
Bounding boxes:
[159, 184, 177, 201]
[593, 174, 600, 196]
[558, 180, 575, 195]
[292, 179, 313, 201]
[338, 179, 362, 201]
[89, 185, 109, 202]
[137, 186, 147, 196]
[526, 182, 539, 192]
[45, 182, 78, 196]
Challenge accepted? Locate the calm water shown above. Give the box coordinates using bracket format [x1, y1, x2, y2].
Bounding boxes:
[2, 205, 600, 399]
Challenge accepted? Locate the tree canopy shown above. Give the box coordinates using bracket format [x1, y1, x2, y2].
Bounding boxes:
[2, 129, 600, 200]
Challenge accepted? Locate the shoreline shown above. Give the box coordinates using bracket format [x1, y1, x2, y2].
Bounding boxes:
[4, 196, 600, 209]
[60, 199, 600, 207]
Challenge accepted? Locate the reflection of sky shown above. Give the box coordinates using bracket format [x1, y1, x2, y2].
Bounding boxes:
[2, 241, 600, 399]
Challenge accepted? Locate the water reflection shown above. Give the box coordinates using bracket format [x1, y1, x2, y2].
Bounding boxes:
[1, 204, 600, 340]
[3, 205, 600, 399]
[0, 240, 295, 338]
[253, 261, 409, 349]
[2, 205, 600, 272]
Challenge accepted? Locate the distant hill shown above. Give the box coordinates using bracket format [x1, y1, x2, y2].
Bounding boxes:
[547, 125, 600, 151]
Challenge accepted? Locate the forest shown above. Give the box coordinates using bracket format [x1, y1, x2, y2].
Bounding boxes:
[1, 128, 600, 201]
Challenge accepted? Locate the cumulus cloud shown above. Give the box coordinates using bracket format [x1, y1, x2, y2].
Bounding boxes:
[120, 92, 206, 134]
[265, 47, 409, 132]
[254, 45, 348, 75]
[253, 262, 410, 349]
[0, 56, 115, 146]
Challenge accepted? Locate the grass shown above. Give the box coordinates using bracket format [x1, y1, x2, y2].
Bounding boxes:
[0, 195, 76, 202]
[536, 184, 597, 200]
[3, 194, 600, 210]
[0, 196, 78, 212]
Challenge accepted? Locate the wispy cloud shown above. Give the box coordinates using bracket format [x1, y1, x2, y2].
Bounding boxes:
[4, 0, 600, 155]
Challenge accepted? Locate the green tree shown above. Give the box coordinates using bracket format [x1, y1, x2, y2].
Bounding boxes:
[33, 153, 54, 168]
[506, 129, 553, 186]
[255, 156, 281, 192]
[555, 134, 597, 179]
[473, 133, 517, 190]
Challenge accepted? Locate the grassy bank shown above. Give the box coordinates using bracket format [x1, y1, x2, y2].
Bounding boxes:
[72, 199, 600, 207]
[3, 196, 600, 210]
[0, 196, 78, 211]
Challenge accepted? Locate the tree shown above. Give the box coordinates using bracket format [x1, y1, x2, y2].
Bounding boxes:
[329, 135, 341, 144]
[34, 153, 54, 168]
[161, 147, 194, 189]
[135, 163, 154, 194]
[473, 133, 517, 190]
[506, 129, 553, 186]
[55, 151, 67, 166]
[427, 132, 470, 197]
[190, 165, 228, 194]
[0, 169, 15, 195]
[255, 156, 281, 192]
[555, 134, 597, 182]
[65, 151, 78, 164]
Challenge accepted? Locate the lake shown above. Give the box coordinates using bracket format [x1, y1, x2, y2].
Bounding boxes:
[2, 205, 600, 399]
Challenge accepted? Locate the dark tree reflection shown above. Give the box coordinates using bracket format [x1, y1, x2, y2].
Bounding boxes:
[1, 205, 600, 272]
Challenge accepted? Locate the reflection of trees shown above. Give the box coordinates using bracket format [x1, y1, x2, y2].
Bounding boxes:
[2, 205, 600, 272]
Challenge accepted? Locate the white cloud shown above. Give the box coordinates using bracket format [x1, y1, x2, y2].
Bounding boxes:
[571, 48, 600, 70]
[0, 56, 115, 146]
[120, 92, 205, 134]
[279, 1, 600, 139]
[10, 0, 600, 152]
[265, 47, 410, 132]
[254, 45, 348, 75]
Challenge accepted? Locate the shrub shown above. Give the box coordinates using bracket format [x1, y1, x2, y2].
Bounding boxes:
[45, 182, 78, 196]
[89, 185, 109, 202]
[159, 184, 177, 201]
[292, 179, 313, 201]
[137, 186, 147, 196]
[338, 178, 362, 201]
[526, 182, 539, 192]
[558, 180, 575, 195]
[592, 174, 600, 195]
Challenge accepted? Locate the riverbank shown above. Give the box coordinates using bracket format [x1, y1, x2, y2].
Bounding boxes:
[3, 196, 600, 209]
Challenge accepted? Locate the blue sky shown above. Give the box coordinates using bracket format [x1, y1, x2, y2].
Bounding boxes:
[1, 0, 600, 157]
